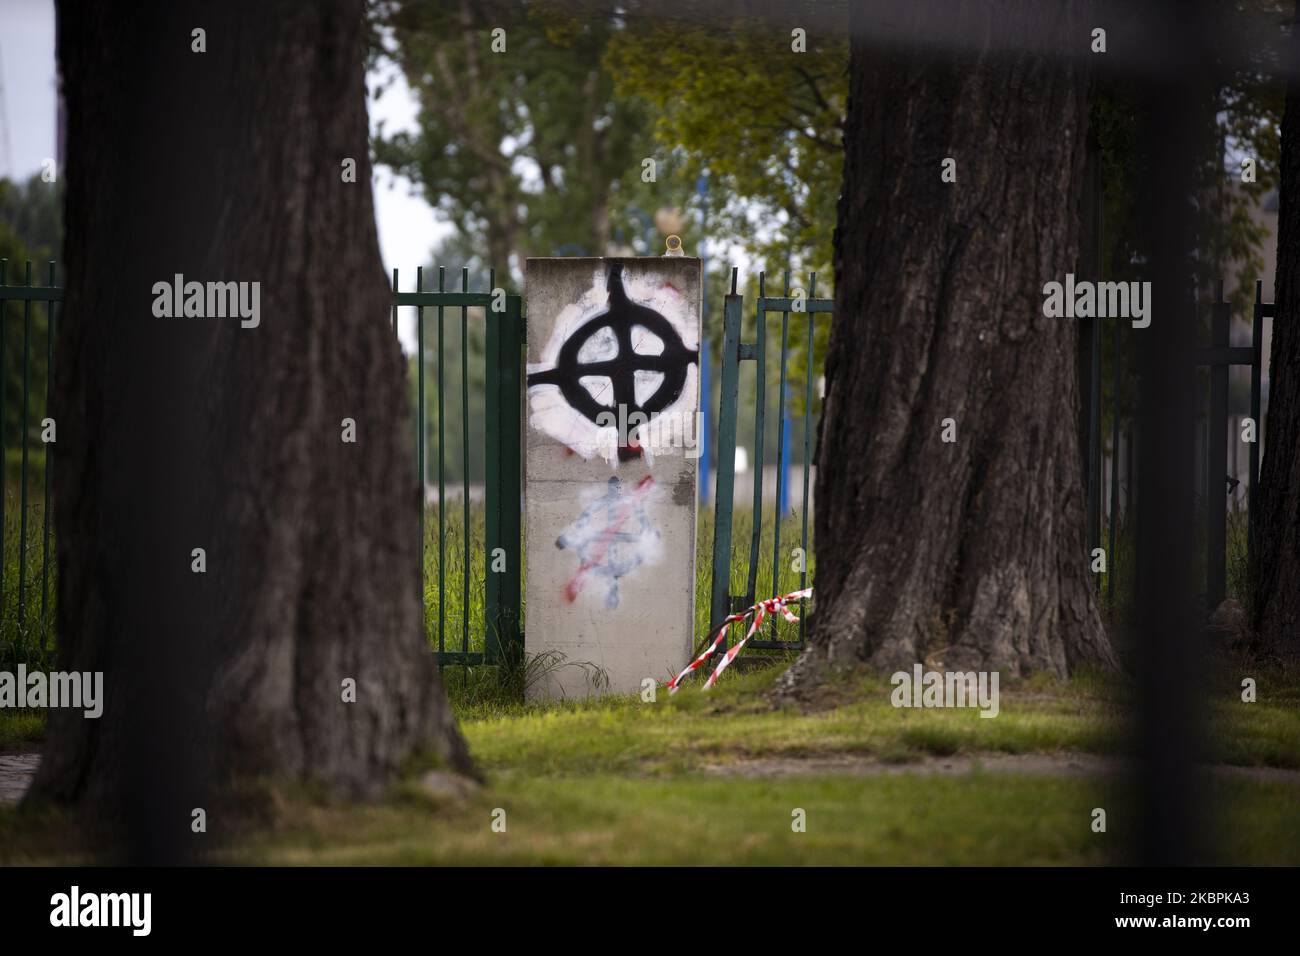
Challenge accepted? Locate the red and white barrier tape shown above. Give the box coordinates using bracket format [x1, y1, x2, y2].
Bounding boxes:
[666, 587, 812, 693]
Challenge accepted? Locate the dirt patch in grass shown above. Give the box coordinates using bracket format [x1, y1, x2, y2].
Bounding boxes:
[701, 751, 1300, 782]
[0, 751, 40, 806]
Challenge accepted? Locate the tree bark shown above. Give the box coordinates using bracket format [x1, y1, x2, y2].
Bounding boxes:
[788, 1, 1116, 689]
[29, 0, 470, 848]
[1255, 1, 1300, 659]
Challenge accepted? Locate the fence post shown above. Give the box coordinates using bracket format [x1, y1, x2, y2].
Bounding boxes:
[19, 261, 32, 621]
[710, 278, 743, 633]
[1087, 316, 1101, 584]
[41, 260, 56, 646]
[1108, 319, 1121, 607]
[485, 293, 523, 663]
[460, 269, 471, 655]
[744, 272, 767, 611]
[799, 273, 816, 643]
[1249, 282, 1264, 573]
[1207, 281, 1229, 607]
[0, 259, 6, 610]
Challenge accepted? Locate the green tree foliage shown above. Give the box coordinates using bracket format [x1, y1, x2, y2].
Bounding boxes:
[1, 173, 62, 256]
[1094, 1, 1286, 443]
[371, 0, 689, 273]
[608, 9, 846, 424]
[605, 6, 847, 275]
[1109, 2, 1285, 297]
[374, 3, 1284, 456]
[1096, 77, 1282, 314]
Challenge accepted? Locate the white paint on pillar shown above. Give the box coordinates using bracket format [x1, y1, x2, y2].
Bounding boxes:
[524, 257, 701, 699]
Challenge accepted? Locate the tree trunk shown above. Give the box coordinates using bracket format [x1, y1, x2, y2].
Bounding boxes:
[1255, 1, 1300, 659]
[29, 0, 470, 847]
[788, 1, 1116, 689]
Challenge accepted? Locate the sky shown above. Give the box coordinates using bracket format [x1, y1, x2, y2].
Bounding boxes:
[0, 0, 449, 279]
[0, 0, 57, 181]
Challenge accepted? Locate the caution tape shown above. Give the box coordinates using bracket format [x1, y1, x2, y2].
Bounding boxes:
[666, 587, 812, 693]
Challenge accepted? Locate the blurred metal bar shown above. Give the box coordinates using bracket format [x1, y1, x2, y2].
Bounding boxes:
[744, 272, 766, 610]
[1131, 0, 1210, 865]
[19, 261, 31, 621]
[709, 272, 742, 633]
[461, 267, 470, 655]
[1207, 281, 1229, 606]
[41, 261, 55, 644]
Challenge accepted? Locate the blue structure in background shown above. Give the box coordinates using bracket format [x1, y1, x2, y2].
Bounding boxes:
[778, 391, 791, 516]
[696, 174, 712, 505]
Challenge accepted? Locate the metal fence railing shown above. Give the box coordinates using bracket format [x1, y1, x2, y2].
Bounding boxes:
[11, 256, 1269, 667]
[0, 260, 526, 670]
[390, 267, 523, 666]
[1082, 279, 1276, 615]
[710, 268, 830, 650]
[0, 258, 59, 664]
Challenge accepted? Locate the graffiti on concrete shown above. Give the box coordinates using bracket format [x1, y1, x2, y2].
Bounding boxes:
[556, 475, 661, 608]
[528, 263, 698, 465]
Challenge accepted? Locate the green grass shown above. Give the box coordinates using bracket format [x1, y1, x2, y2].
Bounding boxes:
[421, 504, 487, 657]
[0, 708, 44, 750]
[5, 498, 1297, 865]
[456, 664, 1300, 775]
[230, 663, 1299, 865]
[229, 775, 1119, 866]
[1207, 673, 1300, 767]
[4, 661, 1298, 865]
[216, 772, 1298, 866]
[0, 498, 57, 672]
[459, 668, 1108, 774]
[1098, 501, 1253, 625]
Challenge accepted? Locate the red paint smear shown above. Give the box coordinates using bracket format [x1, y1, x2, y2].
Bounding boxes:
[663, 282, 681, 295]
[563, 476, 657, 602]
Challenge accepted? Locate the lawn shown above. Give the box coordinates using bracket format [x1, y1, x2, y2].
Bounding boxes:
[3, 499, 1297, 865]
[228, 663, 1300, 866]
[4, 659, 1297, 866]
[223, 772, 1297, 867]
[0, 709, 42, 751]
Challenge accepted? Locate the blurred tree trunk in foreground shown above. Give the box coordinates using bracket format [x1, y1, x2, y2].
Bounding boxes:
[29, 0, 470, 860]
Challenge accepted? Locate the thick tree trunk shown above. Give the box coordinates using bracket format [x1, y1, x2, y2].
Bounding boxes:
[1255, 3, 1300, 658]
[788, 1, 1116, 688]
[29, 0, 470, 841]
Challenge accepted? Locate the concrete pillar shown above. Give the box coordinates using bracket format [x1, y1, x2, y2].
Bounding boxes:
[524, 257, 702, 699]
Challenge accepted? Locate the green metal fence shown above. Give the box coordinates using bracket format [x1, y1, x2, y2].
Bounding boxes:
[391, 267, 524, 666]
[1086, 278, 1278, 615]
[0, 259, 525, 669]
[0, 259, 59, 661]
[710, 268, 830, 649]
[6, 252, 1278, 666]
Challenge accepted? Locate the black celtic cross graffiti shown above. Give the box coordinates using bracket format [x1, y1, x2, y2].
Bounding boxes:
[528, 264, 697, 461]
